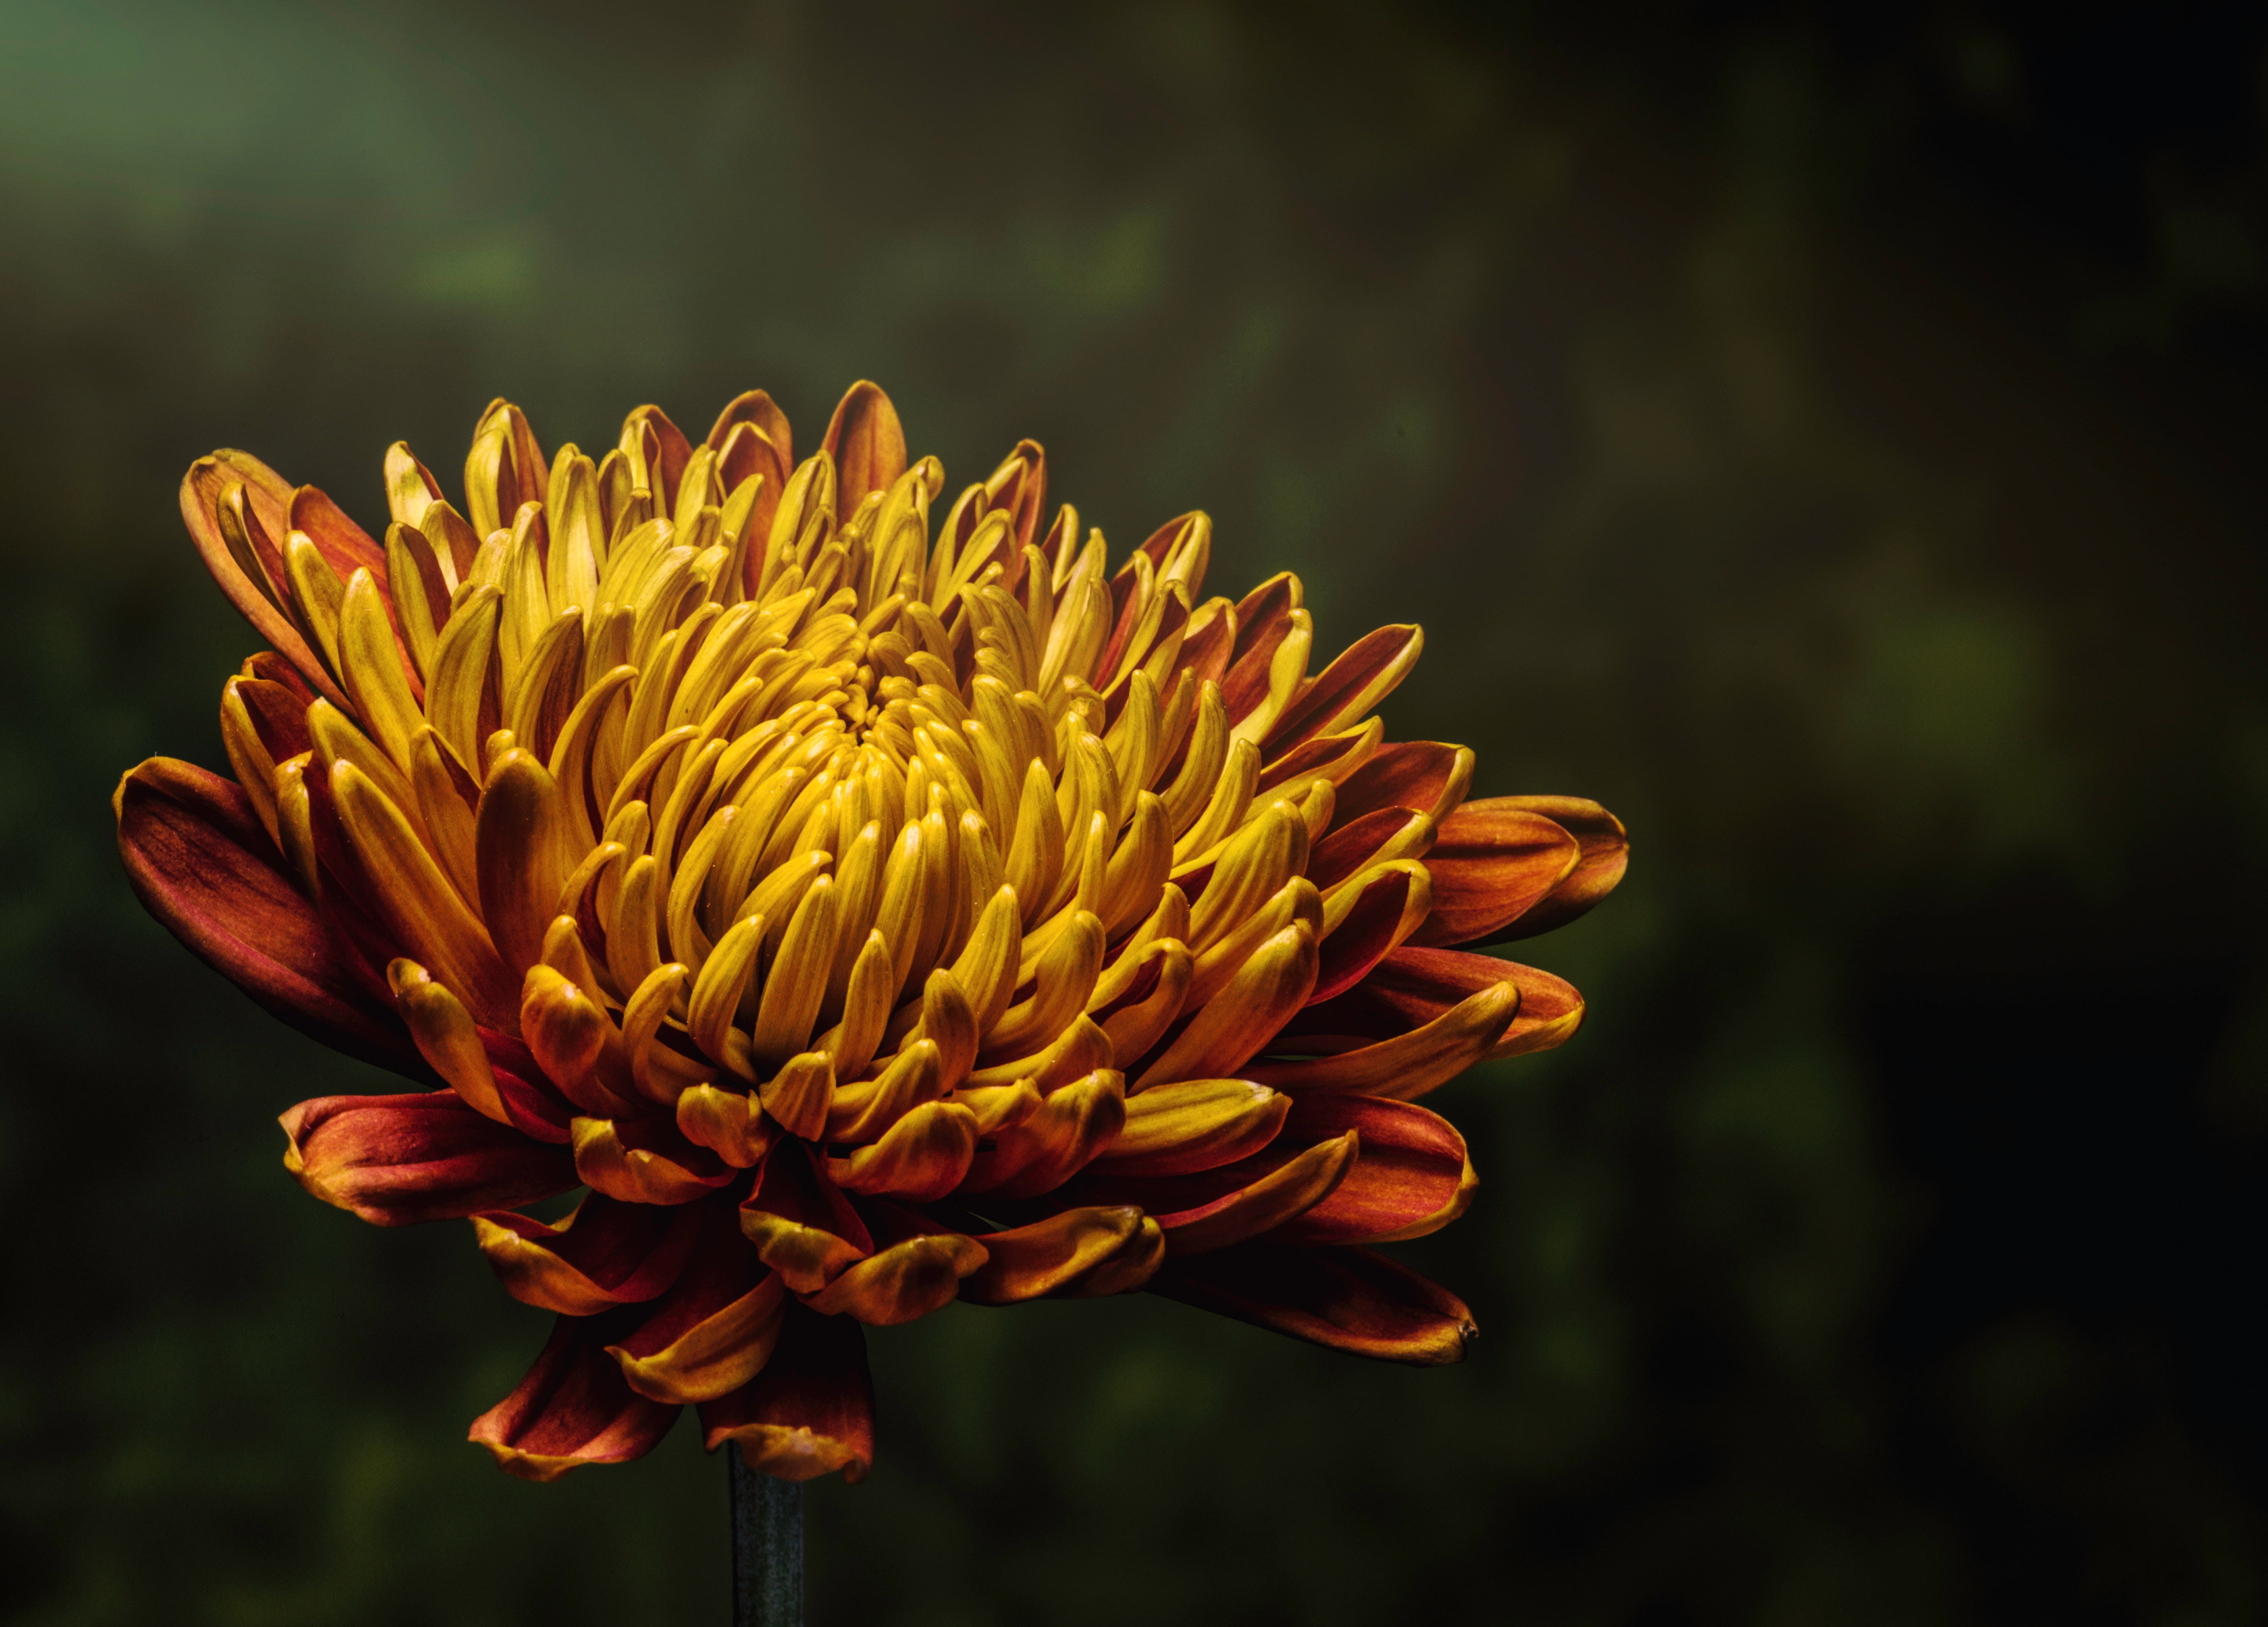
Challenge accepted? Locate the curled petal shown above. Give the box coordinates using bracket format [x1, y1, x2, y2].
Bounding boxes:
[469, 1311, 678, 1482]
[1408, 801, 1581, 948]
[676, 1083, 779, 1169]
[1481, 795, 1629, 939]
[608, 1216, 790, 1405]
[115, 757, 406, 1066]
[1150, 1243, 1476, 1366]
[1309, 862, 1430, 1005]
[1134, 1132, 1358, 1255]
[740, 1142, 873, 1294]
[281, 1090, 575, 1227]
[1245, 983, 1517, 1100]
[827, 1100, 980, 1202]
[801, 1206, 988, 1325]
[700, 1305, 874, 1484]
[1284, 948, 1584, 1062]
[472, 1194, 702, 1314]
[1263, 623, 1422, 756]
[571, 1116, 735, 1205]
[180, 453, 347, 707]
[960, 1205, 1160, 1303]
[959, 1069, 1127, 1198]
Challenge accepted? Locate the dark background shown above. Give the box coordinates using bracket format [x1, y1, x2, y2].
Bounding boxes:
[4, 2, 2266, 1622]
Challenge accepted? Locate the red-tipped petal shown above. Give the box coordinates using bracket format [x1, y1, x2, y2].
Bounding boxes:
[469, 1311, 679, 1482]
[607, 1208, 788, 1404]
[1332, 741, 1475, 825]
[740, 1142, 874, 1294]
[1408, 800, 1582, 948]
[280, 1090, 575, 1227]
[179, 454, 346, 707]
[700, 1304, 875, 1484]
[1149, 1243, 1475, 1365]
[115, 757, 408, 1066]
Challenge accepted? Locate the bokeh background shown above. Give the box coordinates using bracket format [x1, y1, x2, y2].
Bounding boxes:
[5, 2, 2268, 1622]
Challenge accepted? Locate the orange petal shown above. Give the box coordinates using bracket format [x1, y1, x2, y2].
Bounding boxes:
[1244, 983, 1517, 1101]
[801, 1204, 987, 1325]
[115, 756, 407, 1065]
[1407, 800, 1582, 948]
[280, 1090, 575, 1226]
[1133, 1132, 1357, 1255]
[1480, 795, 1629, 940]
[1332, 741, 1475, 826]
[827, 1100, 980, 1202]
[676, 1083, 780, 1169]
[1284, 947, 1584, 1062]
[1263, 624, 1422, 756]
[1149, 1243, 1475, 1365]
[608, 1208, 789, 1404]
[1130, 921, 1316, 1088]
[1087, 1076, 1288, 1177]
[699, 1304, 874, 1484]
[959, 1205, 1156, 1304]
[958, 1069, 1127, 1198]
[469, 1311, 678, 1481]
[472, 1193, 702, 1314]
[1269, 1096, 1471, 1246]
[740, 1142, 874, 1294]
[571, 1115, 735, 1205]
[1309, 862, 1428, 1005]
[179, 453, 348, 707]
[820, 381, 907, 512]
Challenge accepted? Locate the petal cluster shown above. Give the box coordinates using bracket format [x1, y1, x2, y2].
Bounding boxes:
[115, 383, 1626, 1481]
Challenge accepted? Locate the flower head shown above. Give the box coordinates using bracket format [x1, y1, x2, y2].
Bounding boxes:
[116, 382, 1625, 1482]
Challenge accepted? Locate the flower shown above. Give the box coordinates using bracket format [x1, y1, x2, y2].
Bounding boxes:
[115, 382, 1626, 1484]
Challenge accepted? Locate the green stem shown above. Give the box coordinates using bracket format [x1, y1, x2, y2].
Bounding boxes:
[729, 1449, 803, 1627]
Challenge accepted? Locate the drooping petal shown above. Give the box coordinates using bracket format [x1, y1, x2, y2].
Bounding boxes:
[700, 1304, 875, 1484]
[280, 1091, 576, 1227]
[114, 757, 407, 1065]
[607, 1208, 789, 1405]
[1149, 1243, 1476, 1365]
[471, 1193, 702, 1314]
[1407, 800, 1581, 948]
[469, 1311, 679, 1481]
[739, 1142, 874, 1294]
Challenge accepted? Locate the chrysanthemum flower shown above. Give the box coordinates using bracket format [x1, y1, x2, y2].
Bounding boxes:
[115, 382, 1626, 1484]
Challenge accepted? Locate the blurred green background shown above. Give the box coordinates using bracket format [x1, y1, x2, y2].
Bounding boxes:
[5, 2, 2268, 1622]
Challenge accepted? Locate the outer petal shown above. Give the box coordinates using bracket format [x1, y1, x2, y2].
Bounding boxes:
[700, 1304, 875, 1484]
[1282, 947, 1584, 1062]
[1406, 800, 1581, 948]
[280, 1090, 576, 1226]
[821, 381, 908, 512]
[1149, 1243, 1476, 1365]
[1269, 1097, 1472, 1246]
[801, 1202, 988, 1326]
[468, 1311, 679, 1482]
[179, 453, 346, 708]
[1243, 983, 1518, 1101]
[571, 1116, 735, 1205]
[115, 757, 408, 1066]
[1482, 795, 1629, 939]
[471, 1193, 702, 1314]
[1330, 741, 1474, 825]
[607, 1209, 789, 1405]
